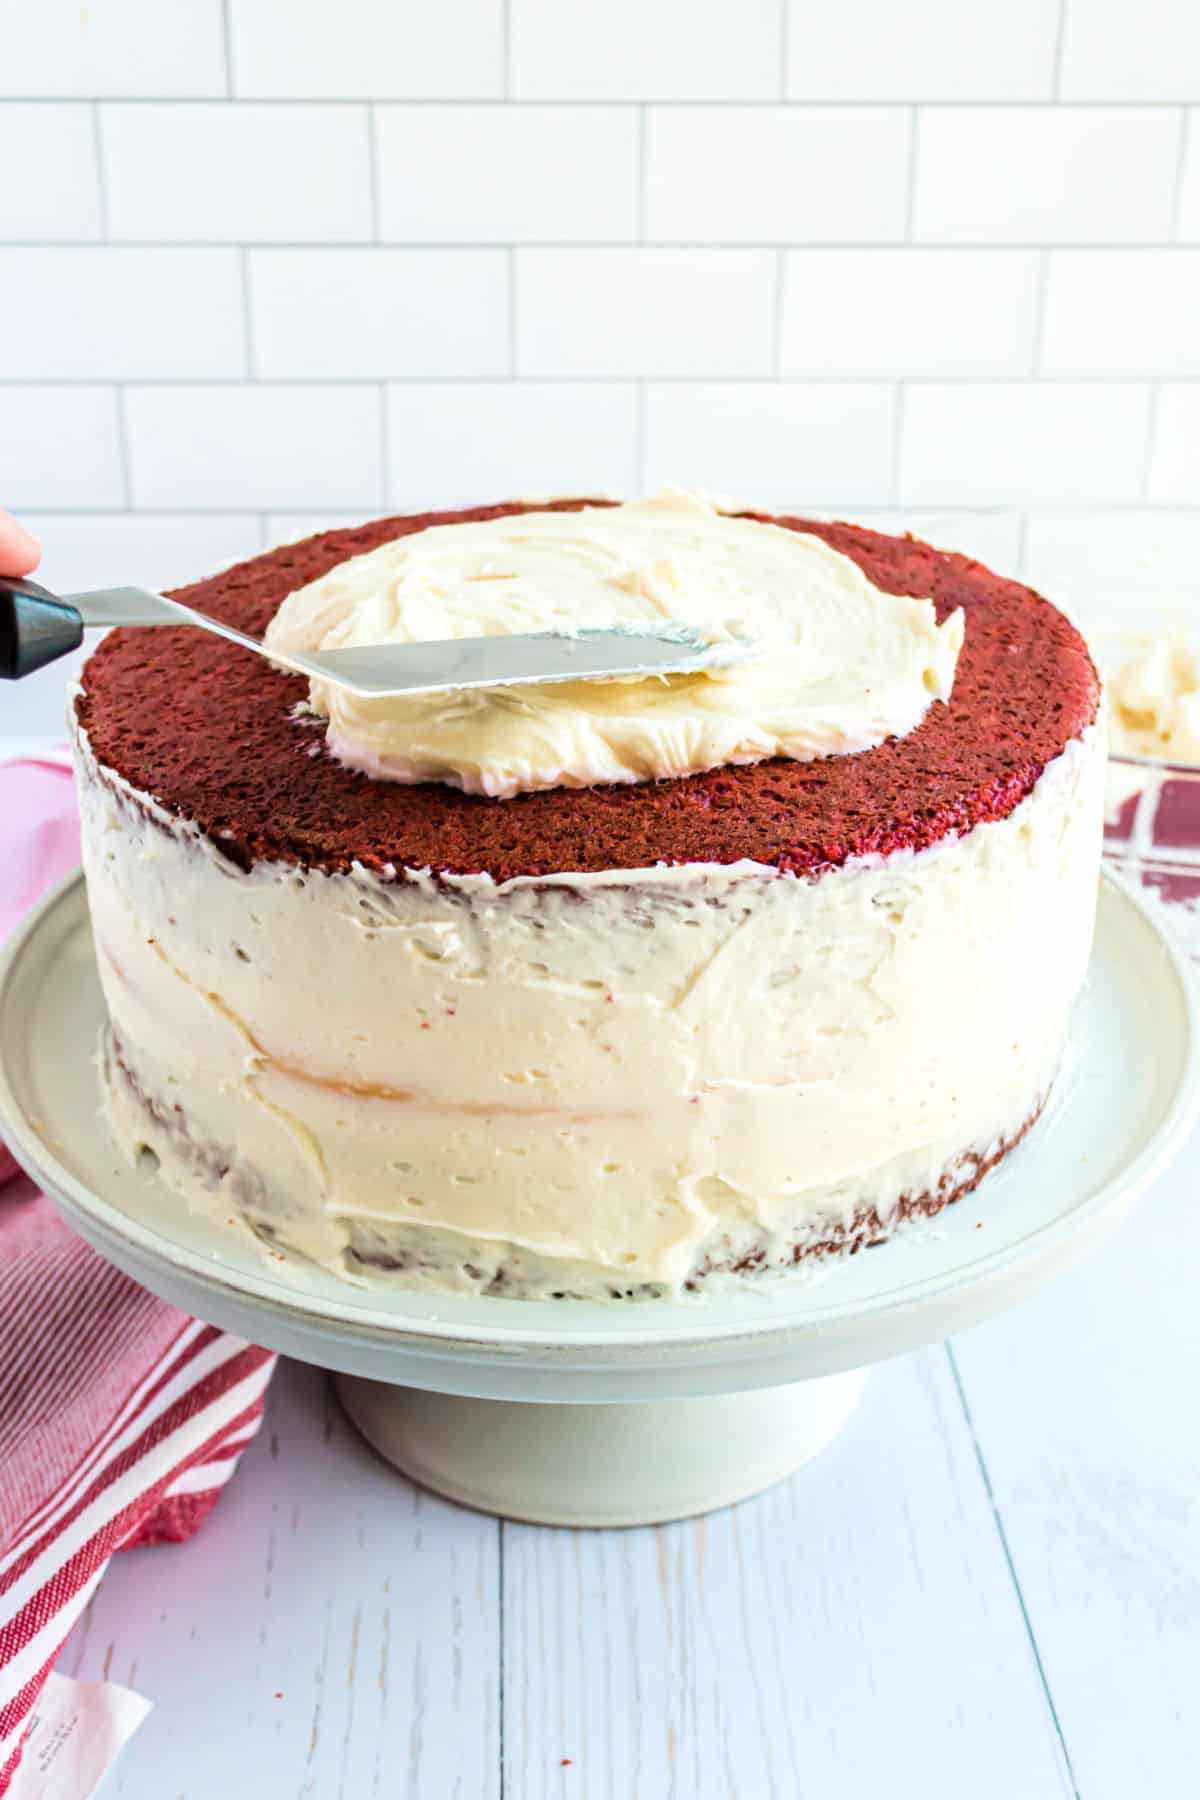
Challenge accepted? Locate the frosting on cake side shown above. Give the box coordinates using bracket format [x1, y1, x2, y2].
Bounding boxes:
[75, 715, 1103, 1299]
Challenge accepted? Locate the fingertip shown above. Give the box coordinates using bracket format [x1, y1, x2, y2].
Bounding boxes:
[0, 510, 41, 576]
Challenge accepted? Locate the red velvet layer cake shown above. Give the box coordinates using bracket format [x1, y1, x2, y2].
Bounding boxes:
[72, 498, 1104, 1300]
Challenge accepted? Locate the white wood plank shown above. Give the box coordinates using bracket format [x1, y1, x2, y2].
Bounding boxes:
[950, 1129, 1200, 1800]
[60, 1359, 502, 1800]
[502, 1348, 1073, 1800]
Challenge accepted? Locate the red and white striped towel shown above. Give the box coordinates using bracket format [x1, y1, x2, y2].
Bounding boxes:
[0, 757, 276, 1794]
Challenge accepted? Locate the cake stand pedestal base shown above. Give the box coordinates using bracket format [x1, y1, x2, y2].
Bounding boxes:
[335, 1369, 867, 1526]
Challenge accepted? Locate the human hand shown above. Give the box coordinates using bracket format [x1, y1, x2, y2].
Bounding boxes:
[0, 510, 41, 578]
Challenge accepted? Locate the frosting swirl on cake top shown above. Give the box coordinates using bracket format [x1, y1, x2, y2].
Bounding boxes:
[265, 488, 964, 799]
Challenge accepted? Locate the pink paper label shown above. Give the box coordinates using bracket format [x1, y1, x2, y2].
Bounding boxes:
[10, 1673, 151, 1800]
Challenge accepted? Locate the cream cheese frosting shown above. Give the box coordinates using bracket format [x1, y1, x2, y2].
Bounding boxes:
[264, 489, 965, 799]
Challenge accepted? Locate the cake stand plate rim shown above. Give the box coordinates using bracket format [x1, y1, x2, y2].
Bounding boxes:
[1, 868, 1196, 1398]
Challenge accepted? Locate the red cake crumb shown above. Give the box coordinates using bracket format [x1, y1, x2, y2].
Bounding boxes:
[75, 500, 1100, 883]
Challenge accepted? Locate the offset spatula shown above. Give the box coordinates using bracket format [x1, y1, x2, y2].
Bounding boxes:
[0, 576, 748, 698]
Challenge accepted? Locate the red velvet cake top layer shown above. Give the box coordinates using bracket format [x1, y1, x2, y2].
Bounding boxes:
[75, 501, 1100, 882]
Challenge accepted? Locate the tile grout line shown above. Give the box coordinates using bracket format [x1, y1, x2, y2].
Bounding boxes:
[7, 374, 1196, 389]
[771, 249, 785, 375]
[240, 246, 257, 378]
[905, 105, 920, 239]
[3, 238, 1195, 251]
[1169, 107, 1192, 241]
[91, 112, 133, 507]
[778, 0, 790, 99]
[219, 0, 235, 96]
[1032, 248, 1052, 377]
[90, 103, 111, 239]
[636, 106, 648, 242]
[1051, 0, 1069, 100]
[507, 247, 519, 376]
[3, 95, 1195, 108]
[889, 383, 906, 504]
[113, 387, 135, 512]
[635, 381, 648, 489]
[376, 381, 392, 507]
[1141, 382, 1162, 503]
[945, 1343, 1082, 1800]
[502, 0, 514, 98]
[366, 105, 382, 241]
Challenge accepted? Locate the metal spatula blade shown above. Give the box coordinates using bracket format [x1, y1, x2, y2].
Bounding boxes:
[1, 578, 750, 697]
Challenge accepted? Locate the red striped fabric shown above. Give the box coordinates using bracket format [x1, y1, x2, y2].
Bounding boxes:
[0, 758, 277, 1792]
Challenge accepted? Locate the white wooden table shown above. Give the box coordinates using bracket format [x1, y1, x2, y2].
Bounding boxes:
[5, 705, 1197, 1798]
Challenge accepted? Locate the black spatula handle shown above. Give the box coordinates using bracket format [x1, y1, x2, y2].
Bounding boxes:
[0, 577, 84, 680]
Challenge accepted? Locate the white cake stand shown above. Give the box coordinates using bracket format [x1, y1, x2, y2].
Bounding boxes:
[1, 872, 1197, 1527]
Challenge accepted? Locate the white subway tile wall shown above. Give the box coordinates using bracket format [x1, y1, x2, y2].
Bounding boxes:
[2, 248, 246, 379]
[1059, 0, 1200, 101]
[516, 249, 777, 375]
[644, 108, 912, 242]
[101, 105, 375, 242]
[375, 107, 640, 243]
[1148, 385, 1200, 503]
[643, 382, 897, 504]
[248, 248, 510, 378]
[510, 0, 782, 100]
[786, 0, 1062, 101]
[778, 250, 1042, 376]
[228, 0, 505, 100]
[1041, 250, 1200, 375]
[911, 108, 1181, 243]
[0, 0, 1196, 625]
[0, 0, 227, 100]
[384, 383, 639, 506]
[897, 382, 1153, 506]
[0, 107, 103, 239]
[1025, 510, 1200, 601]
[1179, 114, 1200, 238]
[125, 386, 384, 509]
[0, 388, 124, 509]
